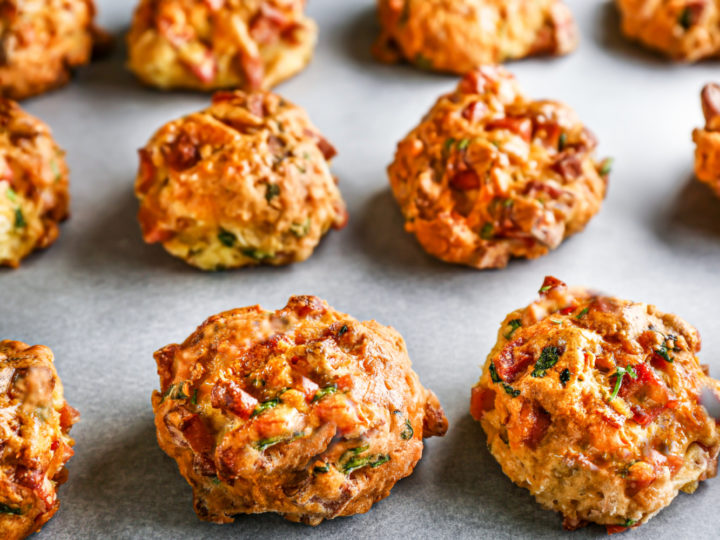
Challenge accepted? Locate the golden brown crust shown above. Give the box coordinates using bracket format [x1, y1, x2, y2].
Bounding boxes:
[127, 0, 316, 91]
[135, 90, 347, 270]
[0, 98, 69, 268]
[373, 0, 578, 73]
[152, 296, 447, 525]
[0, 340, 79, 540]
[470, 277, 720, 533]
[0, 0, 99, 100]
[693, 82, 720, 196]
[616, 0, 720, 61]
[388, 67, 609, 269]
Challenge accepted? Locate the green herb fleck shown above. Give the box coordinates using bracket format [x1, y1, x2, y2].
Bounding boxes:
[290, 218, 311, 238]
[414, 53, 433, 70]
[211, 476, 222, 485]
[489, 361, 502, 383]
[50, 159, 61, 181]
[313, 464, 330, 474]
[576, 307, 590, 319]
[558, 132, 567, 151]
[400, 419, 414, 440]
[217, 229, 236, 247]
[560, 368, 571, 387]
[312, 385, 338, 402]
[678, 8, 693, 30]
[5, 187, 17, 202]
[162, 382, 190, 402]
[443, 138, 456, 154]
[14, 207, 25, 228]
[241, 248, 273, 261]
[504, 319, 522, 340]
[0, 503, 22, 515]
[251, 398, 280, 417]
[621, 519, 637, 528]
[655, 342, 674, 363]
[532, 346, 561, 378]
[265, 183, 280, 202]
[371, 455, 390, 468]
[457, 138, 471, 151]
[599, 157, 613, 176]
[255, 436, 284, 451]
[539, 285, 552, 293]
[480, 223, 494, 240]
[191, 388, 198, 405]
[337, 325, 348, 337]
[502, 384, 520, 398]
[609, 365, 638, 401]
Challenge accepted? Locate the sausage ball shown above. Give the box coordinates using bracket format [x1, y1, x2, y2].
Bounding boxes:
[388, 67, 609, 269]
[152, 295, 448, 525]
[693, 83, 720, 197]
[470, 276, 720, 533]
[616, 0, 720, 61]
[0, 340, 79, 540]
[127, 0, 317, 91]
[135, 90, 347, 271]
[372, 0, 578, 73]
[0, 0, 101, 100]
[0, 99, 69, 268]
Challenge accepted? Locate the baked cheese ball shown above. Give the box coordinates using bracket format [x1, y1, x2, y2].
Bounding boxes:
[0, 340, 79, 540]
[0, 0, 101, 100]
[152, 296, 448, 525]
[0, 99, 69, 268]
[373, 0, 578, 73]
[135, 90, 347, 270]
[616, 0, 720, 61]
[127, 0, 317, 91]
[388, 67, 609, 269]
[470, 277, 720, 533]
[693, 82, 720, 196]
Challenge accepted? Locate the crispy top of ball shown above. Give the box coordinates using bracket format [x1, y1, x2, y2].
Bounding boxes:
[0, 98, 69, 267]
[616, 0, 720, 62]
[152, 296, 447, 525]
[388, 67, 608, 269]
[0, 340, 79, 540]
[135, 90, 347, 270]
[471, 277, 720, 532]
[373, 0, 578, 73]
[127, 0, 316, 91]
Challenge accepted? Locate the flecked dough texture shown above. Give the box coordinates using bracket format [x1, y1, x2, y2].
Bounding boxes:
[470, 277, 720, 533]
[0, 340, 79, 540]
[388, 67, 609, 269]
[373, 0, 578, 73]
[616, 0, 720, 61]
[0, 99, 69, 268]
[693, 82, 720, 197]
[127, 0, 317, 91]
[0, 0, 98, 100]
[152, 296, 448, 525]
[135, 90, 347, 271]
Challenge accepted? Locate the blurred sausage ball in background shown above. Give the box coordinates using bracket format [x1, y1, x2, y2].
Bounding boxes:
[0, 0, 102, 100]
[471, 277, 720, 533]
[0, 99, 69, 268]
[0, 340, 79, 540]
[373, 0, 578, 73]
[127, 0, 317, 91]
[135, 90, 347, 271]
[693, 83, 720, 197]
[388, 66, 609, 269]
[152, 296, 448, 525]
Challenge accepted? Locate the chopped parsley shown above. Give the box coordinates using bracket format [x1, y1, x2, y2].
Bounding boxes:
[400, 419, 414, 440]
[558, 132, 567, 151]
[313, 464, 330, 474]
[502, 384, 520, 398]
[14, 208, 25, 228]
[560, 368, 571, 387]
[655, 342, 674, 363]
[480, 223, 494, 240]
[678, 8, 693, 30]
[5, 187, 17, 202]
[191, 388, 198, 405]
[251, 398, 280, 417]
[255, 436, 284, 451]
[621, 519, 637, 528]
[162, 382, 189, 401]
[337, 325, 349, 337]
[414, 53, 433, 70]
[599, 157, 613, 176]
[341, 447, 390, 474]
[457, 138, 471, 151]
[443, 138, 456, 154]
[265, 183, 280, 202]
[504, 319, 522, 340]
[217, 228, 236, 247]
[50, 159, 61, 181]
[531, 346, 561, 378]
[290, 218, 311, 238]
[576, 306, 590, 319]
[0, 503, 22, 515]
[241, 248, 273, 261]
[312, 385, 337, 402]
[489, 361, 502, 383]
[609, 365, 638, 401]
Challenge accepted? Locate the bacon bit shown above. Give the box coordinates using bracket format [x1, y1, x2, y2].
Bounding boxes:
[238, 52, 265, 91]
[518, 401, 551, 449]
[211, 91, 239, 105]
[203, 0, 225, 10]
[494, 338, 533, 383]
[620, 362, 668, 404]
[50, 440, 60, 451]
[138, 206, 175, 244]
[303, 130, 337, 161]
[551, 153, 584, 180]
[0, 156, 13, 182]
[58, 403, 80, 431]
[702, 83, 720, 130]
[181, 414, 214, 455]
[470, 386, 495, 421]
[249, 5, 290, 44]
[458, 67, 502, 94]
[333, 203, 349, 230]
[335, 374, 353, 392]
[287, 295, 328, 318]
[136, 149, 156, 194]
[630, 405, 659, 426]
[606, 525, 630, 534]
[16, 466, 44, 490]
[211, 380, 259, 419]
[523, 180, 564, 199]
[184, 51, 217, 83]
[164, 132, 200, 171]
[246, 93, 266, 118]
[298, 376, 319, 402]
[539, 276, 566, 296]
[666, 455, 684, 476]
[449, 169, 480, 190]
[559, 305, 576, 315]
[625, 459, 657, 496]
[485, 117, 532, 142]
[461, 101, 486, 122]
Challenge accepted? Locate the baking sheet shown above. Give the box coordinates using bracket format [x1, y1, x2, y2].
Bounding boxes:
[3, 1, 720, 538]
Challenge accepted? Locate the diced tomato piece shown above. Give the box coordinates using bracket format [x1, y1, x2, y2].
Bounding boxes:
[238, 52, 265, 91]
[559, 305, 576, 315]
[539, 276, 566, 296]
[462, 101, 486, 122]
[494, 338, 533, 383]
[518, 401, 551, 449]
[606, 525, 629, 534]
[470, 386, 495, 421]
[58, 403, 80, 431]
[210, 380, 259, 419]
[449, 170, 480, 190]
[181, 414, 214, 455]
